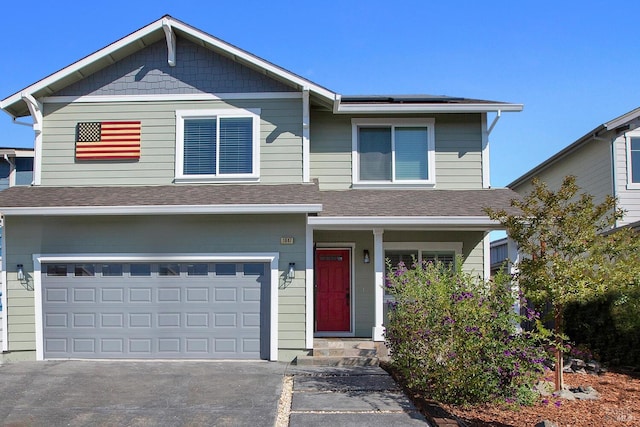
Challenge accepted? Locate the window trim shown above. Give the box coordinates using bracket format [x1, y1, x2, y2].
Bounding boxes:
[383, 242, 462, 303]
[351, 118, 436, 188]
[384, 242, 462, 264]
[626, 132, 640, 189]
[175, 108, 261, 183]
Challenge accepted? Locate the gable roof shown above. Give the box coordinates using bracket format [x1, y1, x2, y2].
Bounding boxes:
[508, 106, 640, 189]
[1, 15, 522, 118]
[0, 15, 337, 118]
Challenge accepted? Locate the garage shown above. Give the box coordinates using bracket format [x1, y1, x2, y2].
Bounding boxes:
[40, 261, 270, 360]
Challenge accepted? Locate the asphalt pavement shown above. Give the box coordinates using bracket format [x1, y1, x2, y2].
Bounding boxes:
[0, 360, 430, 426]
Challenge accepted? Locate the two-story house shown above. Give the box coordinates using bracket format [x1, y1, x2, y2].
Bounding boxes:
[509, 107, 640, 226]
[491, 107, 640, 277]
[0, 16, 521, 362]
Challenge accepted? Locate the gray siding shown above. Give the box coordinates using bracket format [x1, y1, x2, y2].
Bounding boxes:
[41, 98, 302, 186]
[309, 112, 484, 190]
[4, 214, 307, 357]
[513, 138, 613, 206]
[55, 38, 294, 96]
[309, 112, 352, 190]
[614, 135, 640, 225]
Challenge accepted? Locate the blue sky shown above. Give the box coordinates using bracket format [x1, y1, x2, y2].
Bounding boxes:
[1, 0, 640, 186]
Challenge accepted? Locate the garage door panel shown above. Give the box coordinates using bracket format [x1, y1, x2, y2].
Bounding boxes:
[72, 313, 96, 328]
[46, 288, 68, 302]
[73, 288, 96, 302]
[101, 338, 124, 353]
[101, 313, 124, 328]
[101, 288, 124, 303]
[186, 288, 209, 302]
[129, 288, 152, 302]
[186, 338, 209, 353]
[45, 313, 68, 328]
[186, 313, 209, 327]
[42, 262, 269, 359]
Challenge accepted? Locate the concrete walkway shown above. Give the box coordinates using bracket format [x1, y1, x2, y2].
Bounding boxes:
[284, 366, 430, 426]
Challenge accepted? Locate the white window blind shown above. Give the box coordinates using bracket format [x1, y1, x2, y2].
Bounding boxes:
[395, 127, 428, 180]
[219, 117, 253, 174]
[359, 127, 392, 181]
[184, 119, 216, 175]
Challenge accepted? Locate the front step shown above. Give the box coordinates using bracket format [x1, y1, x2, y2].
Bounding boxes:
[294, 338, 389, 366]
[294, 355, 379, 366]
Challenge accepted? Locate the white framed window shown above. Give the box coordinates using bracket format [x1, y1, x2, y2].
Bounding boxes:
[627, 134, 640, 189]
[175, 109, 260, 183]
[384, 242, 462, 270]
[352, 118, 436, 188]
[383, 243, 462, 305]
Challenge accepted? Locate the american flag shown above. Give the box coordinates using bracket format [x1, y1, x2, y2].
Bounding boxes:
[75, 121, 141, 160]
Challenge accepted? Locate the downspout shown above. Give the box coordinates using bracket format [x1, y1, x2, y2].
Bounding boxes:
[481, 110, 501, 190]
[12, 117, 34, 127]
[482, 110, 502, 279]
[3, 155, 16, 187]
[487, 109, 502, 135]
[610, 136, 618, 227]
[20, 93, 42, 185]
[0, 214, 6, 352]
[302, 87, 310, 183]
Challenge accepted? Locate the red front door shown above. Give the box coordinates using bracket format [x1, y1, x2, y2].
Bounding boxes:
[315, 249, 351, 332]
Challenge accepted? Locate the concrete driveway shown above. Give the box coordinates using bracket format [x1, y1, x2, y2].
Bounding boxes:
[0, 360, 286, 426]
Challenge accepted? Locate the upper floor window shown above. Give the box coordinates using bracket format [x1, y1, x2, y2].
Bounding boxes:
[352, 118, 435, 187]
[630, 137, 640, 185]
[175, 109, 260, 182]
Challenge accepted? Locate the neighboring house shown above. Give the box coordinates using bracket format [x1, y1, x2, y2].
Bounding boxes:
[0, 148, 34, 190]
[494, 108, 640, 289]
[509, 107, 640, 228]
[0, 147, 34, 352]
[0, 16, 522, 362]
[489, 237, 508, 277]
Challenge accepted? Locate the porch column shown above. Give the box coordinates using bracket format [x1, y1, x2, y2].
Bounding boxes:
[305, 224, 314, 349]
[507, 236, 522, 327]
[372, 228, 385, 341]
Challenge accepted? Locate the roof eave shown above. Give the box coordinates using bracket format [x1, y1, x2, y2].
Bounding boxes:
[604, 106, 640, 131]
[334, 103, 523, 114]
[308, 216, 502, 230]
[0, 204, 323, 216]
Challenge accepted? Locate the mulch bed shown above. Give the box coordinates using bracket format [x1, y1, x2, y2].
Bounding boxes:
[383, 363, 640, 426]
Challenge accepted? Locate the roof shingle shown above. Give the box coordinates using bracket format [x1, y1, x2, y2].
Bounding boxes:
[0, 184, 521, 217]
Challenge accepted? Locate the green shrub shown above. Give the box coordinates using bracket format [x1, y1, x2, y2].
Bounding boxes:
[384, 259, 548, 406]
[564, 288, 640, 368]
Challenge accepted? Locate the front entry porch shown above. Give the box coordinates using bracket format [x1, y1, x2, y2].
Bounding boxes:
[305, 227, 489, 359]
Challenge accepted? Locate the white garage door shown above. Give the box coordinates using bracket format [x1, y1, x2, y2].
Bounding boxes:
[41, 262, 269, 359]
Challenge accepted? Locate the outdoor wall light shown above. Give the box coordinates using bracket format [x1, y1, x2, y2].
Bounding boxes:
[363, 250, 370, 264]
[17, 264, 25, 281]
[287, 262, 296, 279]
